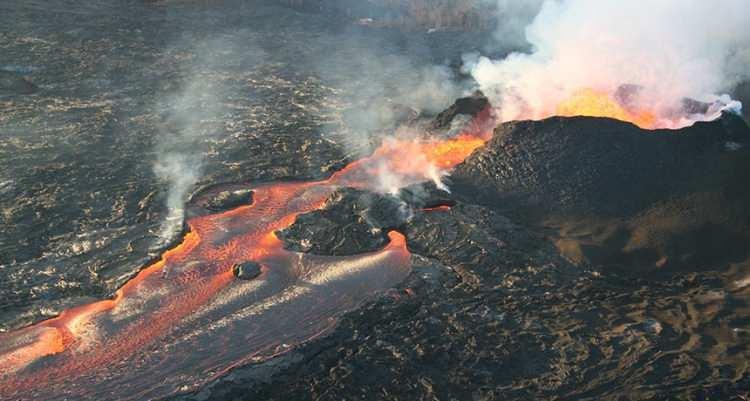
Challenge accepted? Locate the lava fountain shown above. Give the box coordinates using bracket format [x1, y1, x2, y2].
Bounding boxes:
[0, 109, 493, 401]
[555, 88, 657, 129]
[469, 1, 748, 130]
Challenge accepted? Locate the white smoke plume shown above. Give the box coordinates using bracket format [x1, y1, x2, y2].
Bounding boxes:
[369, 137, 450, 195]
[152, 37, 254, 244]
[308, 31, 473, 194]
[153, 152, 201, 243]
[485, 0, 545, 50]
[469, 0, 750, 128]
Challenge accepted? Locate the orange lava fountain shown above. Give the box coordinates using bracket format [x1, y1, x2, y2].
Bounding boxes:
[556, 88, 657, 129]
[0, 108, 493, 401]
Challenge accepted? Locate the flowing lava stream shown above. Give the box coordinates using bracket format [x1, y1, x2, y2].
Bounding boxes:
[0, 109, 493, 401]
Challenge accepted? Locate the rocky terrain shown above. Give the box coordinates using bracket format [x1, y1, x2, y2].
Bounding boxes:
[0, 0, 485, 331]
[451, 113, 750, 272]
[281, 0, 498, 31]
[1, 1, 749, 400]
[175, 95, 750, 401]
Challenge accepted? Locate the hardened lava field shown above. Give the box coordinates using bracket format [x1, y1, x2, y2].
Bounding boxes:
[1, 1, 750, 401]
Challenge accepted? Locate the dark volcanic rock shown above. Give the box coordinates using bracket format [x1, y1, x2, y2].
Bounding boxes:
[176, 183, 595, 401]
[276, 188, 409, 255]
[733, 80, 750, 119]
[453, 112, 750, 216]
[232, 261, 262, 280]
[168, 111, 749, 401]
[429, 90, 489, 131]
[281, 0, 499, 32]
[277, 183, 461, 256]
[0, 0, 487, 331]
[6, 2, 749, 398]
[206, 189, 253, 211]
[182, 263, 750, 401]
[277, 183, 556, 292]
[0, 70, 36, 95]
[452, 112, 750, 270]
[0, 1, 383, 330]
[404, 203, 541, 278]
[397, 181, 455, 209]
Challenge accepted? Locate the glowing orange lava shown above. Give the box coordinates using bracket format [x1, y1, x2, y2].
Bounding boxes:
[0, 108, 494, 401]
[422, 205, 452, 212]
[368, 133, 487, 177]
[556, 88, 657, 129]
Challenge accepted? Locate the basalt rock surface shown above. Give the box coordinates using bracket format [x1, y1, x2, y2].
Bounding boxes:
[276, 188, 400, 255]
[186, 259, 750, 401]
[233, 111, 750, 401]
[232, 261, 263, 280]
[402, 203, 545, 276]
[180, 162, 750, 401]
[281, 0, 499, 32]
[451, 113, 750, 271]
[428, 90, 489, 131]
[276, 185, 451, 256]
[0, 70, 36, 95]
[4, 2, 750, 399]
[278, 187, 546, 267]
[205, 189, 254, 212]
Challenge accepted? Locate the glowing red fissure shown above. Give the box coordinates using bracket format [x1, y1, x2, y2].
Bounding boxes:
[0, 108, 493, 401]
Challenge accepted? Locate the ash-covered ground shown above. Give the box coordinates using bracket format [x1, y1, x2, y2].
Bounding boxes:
[2, 1, 749, 401]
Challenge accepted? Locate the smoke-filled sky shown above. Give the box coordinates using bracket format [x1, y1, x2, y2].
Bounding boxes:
[472, 0, 750, 128]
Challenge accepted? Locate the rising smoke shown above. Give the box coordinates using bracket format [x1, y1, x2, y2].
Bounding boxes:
[307, 30, 473, 194]
[152, 37, 262, 244]
[469, 0, 750, 128]
[150, 20, 466, 243]
[484, 0, 544, 51]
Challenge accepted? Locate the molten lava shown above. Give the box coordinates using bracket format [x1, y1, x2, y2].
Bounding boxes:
[0, 109, 493, 401]
[422, 205, 452, 213]
[556, 88, 657, 129]
[362, 133, 488, 182]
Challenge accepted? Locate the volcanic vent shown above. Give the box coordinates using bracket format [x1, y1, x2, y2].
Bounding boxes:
[451, 111, 750, 270]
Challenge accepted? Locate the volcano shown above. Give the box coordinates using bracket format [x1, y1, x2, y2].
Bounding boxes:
[207, 96, 750, 401]
[2, 2, 750, 400]
[2, 87, 750, 400]
[452, 111, 750, 271]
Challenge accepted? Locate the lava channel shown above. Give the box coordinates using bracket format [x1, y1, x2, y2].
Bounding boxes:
[0, 109, 493, 401]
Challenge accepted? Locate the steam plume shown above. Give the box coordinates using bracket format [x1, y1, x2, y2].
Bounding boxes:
[309, 32, 471, 193]
[485, 0, 545, 50]
[152, 38, 238, 243]
[469, 0, 750, 128]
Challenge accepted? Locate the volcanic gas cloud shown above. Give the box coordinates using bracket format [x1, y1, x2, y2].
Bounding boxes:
[469, 0, 749, 128]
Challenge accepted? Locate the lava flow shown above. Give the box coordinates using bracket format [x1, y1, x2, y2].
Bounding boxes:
[0, 110, 493, 401]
